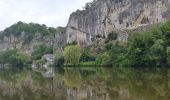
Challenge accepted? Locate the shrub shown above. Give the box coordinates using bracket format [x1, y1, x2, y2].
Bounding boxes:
[80, 50, 96, 62]
[96, 52, 112, 66]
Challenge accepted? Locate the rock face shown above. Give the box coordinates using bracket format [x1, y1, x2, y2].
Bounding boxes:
[66, 0, 170, 45]
[0, 21, 68, 53]
[0, 29, 66, 53]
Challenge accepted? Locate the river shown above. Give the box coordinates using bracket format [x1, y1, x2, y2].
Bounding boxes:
[0, 67, 169, 100]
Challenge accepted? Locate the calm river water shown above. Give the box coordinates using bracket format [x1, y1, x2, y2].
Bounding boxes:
[0, 67, 169, 100]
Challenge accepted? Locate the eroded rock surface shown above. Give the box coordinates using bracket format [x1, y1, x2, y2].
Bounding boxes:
[66, 0, 170, 45]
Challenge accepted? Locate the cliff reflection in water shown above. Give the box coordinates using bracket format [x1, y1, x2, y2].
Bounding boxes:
[0, 67, 170, 100]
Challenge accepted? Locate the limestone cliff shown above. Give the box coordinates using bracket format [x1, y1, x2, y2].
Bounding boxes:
[66, 0, 170, 45]
[0, 22, 66, 53]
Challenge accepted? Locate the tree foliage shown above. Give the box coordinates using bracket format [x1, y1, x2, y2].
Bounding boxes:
[126, 22, 170, 67]
[32, 44, 53, 60]
[0, 49, 31, 68]
[96, 52, 111, 66]
[64, 45, 81, 65]
[54, 51, 64, 67]
[80, 49, 96, 62]
[0, 21, 58, 44]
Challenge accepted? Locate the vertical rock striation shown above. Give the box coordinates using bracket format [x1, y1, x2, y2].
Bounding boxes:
[66, 0, 170, 45]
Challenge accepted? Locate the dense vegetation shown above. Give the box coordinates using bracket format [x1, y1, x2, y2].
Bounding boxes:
[126, 22, 170, 67]
[0, 21, 57, 44]
[0, 49, 31, 68]
[105, 21, 170, 67]
[32, 44, 53, 60]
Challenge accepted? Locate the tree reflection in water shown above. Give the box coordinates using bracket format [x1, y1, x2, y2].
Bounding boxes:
[0, 67, 169, 100]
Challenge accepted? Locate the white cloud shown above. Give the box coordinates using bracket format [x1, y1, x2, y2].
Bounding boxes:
[0, 0, 92, 30]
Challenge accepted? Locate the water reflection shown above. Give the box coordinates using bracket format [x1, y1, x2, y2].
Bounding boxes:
[0, 67, 169, 100]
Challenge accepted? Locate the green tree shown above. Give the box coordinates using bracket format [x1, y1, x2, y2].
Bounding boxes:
[64, 45, 81, 65]
[96, 52, 111, 66]
[149, 39, 166, 66]
[54, 51, 64, 67]
[110, 44, 127, 66]
[166, 47, 170, 65]
[80, 50, 96, 62]
[0, 49, 30, 68]
[32, 44, 53, 60]
[127, 27, 167, 67]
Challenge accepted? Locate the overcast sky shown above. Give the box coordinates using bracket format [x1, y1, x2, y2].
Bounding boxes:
[0, 0, 92, 30]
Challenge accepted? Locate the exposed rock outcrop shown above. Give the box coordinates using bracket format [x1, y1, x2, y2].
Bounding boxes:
[0, 26, 66, 53]
[66, 0, 170, 45]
